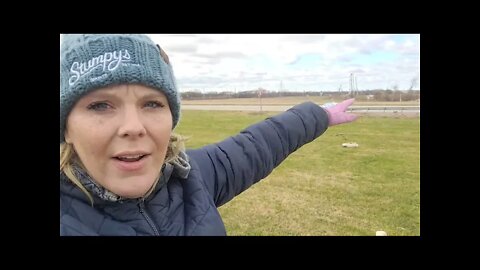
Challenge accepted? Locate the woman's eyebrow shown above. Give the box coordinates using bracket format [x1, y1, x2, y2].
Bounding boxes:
[85, 91, 118, 99]
[140, 93, 167, 100]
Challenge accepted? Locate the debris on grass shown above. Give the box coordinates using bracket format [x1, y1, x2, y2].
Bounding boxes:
[342, 142, 359, 148]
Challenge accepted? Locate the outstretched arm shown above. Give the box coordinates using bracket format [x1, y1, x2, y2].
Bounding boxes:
[187, 100, 357, 207]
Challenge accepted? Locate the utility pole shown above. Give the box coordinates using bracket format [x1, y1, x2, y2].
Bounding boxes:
[258, 87, 263, 114]
[349, 73, 358, 97]
[349, 73, 354, 97]
[353, 75, 358, 96]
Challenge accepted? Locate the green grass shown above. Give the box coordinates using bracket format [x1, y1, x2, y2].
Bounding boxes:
[175, 110, 420, 236]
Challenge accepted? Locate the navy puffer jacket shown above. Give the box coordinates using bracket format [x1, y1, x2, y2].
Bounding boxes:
[60, 102, 329, 236]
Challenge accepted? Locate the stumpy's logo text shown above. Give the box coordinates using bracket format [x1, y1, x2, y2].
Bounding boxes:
[69, 49, 132, 86]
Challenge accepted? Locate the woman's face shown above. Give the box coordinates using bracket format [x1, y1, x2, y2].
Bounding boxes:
[65, 84, 172, 198]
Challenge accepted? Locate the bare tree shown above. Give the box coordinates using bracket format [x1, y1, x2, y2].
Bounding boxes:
[409, 76, 418, 90]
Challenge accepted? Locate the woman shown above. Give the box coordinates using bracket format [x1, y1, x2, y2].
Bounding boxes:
[60, 34, 358, 236]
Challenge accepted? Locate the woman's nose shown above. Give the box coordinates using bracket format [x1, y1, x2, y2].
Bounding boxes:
[117, 107, 146, 139]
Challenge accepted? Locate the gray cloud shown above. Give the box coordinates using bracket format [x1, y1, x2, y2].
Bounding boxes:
[167, 44, 198, 53]
[279, 34, 326, 43]
[196, 51, 246, 59]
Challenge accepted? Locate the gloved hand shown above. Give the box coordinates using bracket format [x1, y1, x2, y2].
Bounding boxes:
[323, 98, 358, 126]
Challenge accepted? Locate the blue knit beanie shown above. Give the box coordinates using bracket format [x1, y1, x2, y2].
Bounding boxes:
[60, 34, 180, 143]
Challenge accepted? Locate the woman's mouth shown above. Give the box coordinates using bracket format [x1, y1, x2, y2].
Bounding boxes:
[112, 154, 150, 171]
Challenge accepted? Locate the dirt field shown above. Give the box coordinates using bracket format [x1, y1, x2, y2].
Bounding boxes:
[181, 96, 420, 106]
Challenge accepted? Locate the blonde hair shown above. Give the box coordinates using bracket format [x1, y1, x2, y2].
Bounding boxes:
[60, 133, 186, 206]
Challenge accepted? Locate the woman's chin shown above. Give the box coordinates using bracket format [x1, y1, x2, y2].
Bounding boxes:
[109, 179, 157, 198]
[115, 188, 149, 199]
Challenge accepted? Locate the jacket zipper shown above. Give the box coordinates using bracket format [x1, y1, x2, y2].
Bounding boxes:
[138, 199, 160, 236]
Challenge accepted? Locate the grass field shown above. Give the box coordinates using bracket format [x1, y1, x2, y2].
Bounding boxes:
[175, 109, 420, 236]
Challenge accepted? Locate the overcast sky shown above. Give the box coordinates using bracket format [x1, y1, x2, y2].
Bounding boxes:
[61, 34, 420, 93]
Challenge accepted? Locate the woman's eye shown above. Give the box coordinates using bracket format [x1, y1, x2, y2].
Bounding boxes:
[87, 102, 112, 111]
[144, 101, 164, 109]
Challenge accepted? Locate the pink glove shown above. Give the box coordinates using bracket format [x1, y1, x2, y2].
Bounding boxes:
[324, 98, 358, 126]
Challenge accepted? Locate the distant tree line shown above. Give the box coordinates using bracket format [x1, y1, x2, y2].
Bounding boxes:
[181, 89, 420, 101]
